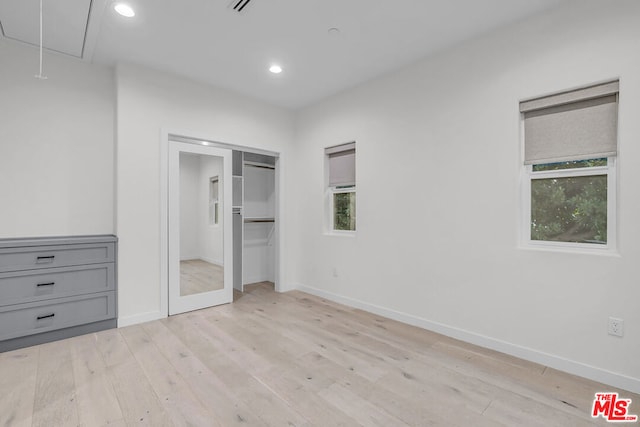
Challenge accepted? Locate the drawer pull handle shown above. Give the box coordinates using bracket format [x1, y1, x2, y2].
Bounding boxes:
[36, 313, 55, 320]
[36, 255, 55, 264]
[36, 282, 55, 287]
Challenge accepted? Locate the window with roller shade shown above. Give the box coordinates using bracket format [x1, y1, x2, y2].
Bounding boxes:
[521, 81, 618, 250]
[326, 142, 356, 232]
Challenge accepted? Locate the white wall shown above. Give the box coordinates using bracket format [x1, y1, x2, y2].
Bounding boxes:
[116, 63, 295, 325]
[292, 0, 640, 392]
[244, 166, 276, 218]
[179, 153, 200, 259]
[197, 155, 224, 265]
[0, 40, 114, 237]
[179, 154, 224, 264]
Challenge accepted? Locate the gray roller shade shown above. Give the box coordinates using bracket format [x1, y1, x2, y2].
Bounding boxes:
[327, 142, 355, 187]
[521, 81, 618, 165]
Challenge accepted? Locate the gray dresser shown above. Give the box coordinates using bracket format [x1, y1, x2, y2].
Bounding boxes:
[0, 235, 117, 352]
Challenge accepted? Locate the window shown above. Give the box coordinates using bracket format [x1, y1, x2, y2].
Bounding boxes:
[326, 142, 356, 232]
[209, 176, 219, 225]
[521, 81, 618, 250]
[333, 189, 356, 231]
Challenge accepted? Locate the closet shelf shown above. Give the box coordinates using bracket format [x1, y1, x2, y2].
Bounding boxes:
[244, 217, 275, 223]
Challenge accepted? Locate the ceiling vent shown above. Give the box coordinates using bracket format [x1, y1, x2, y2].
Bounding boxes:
[230, 0, 253, 13]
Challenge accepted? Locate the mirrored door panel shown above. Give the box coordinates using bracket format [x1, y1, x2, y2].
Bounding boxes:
[169, 142, 232, 315]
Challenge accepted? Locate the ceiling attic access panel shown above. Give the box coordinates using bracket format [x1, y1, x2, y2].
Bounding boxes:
[0, 0, 91, 58]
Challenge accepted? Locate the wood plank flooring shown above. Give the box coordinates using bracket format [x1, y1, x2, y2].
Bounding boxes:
[180, 259, 223, 296]
[1, 283, 637, 426]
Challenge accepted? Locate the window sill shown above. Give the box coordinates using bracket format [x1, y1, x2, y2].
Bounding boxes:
[518, 244, 620, 257]
[325, 231, 356, 238]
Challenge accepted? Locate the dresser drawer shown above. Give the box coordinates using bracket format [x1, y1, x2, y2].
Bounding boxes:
[0, 292, 115, 341]
[0, 264, 114, 306]
[0, 243, 115, 273]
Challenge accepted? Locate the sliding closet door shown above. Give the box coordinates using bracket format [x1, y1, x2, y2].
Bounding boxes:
[168, 141, 233, 315]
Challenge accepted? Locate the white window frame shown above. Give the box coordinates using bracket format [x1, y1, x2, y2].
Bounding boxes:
[521, 157, 617, 253]
[329, 185, 356, 234]
[325, 142, 356, 235]
[209, 176, 219, 226]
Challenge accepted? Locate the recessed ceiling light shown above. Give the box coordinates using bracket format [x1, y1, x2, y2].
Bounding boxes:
[269, 64, 283, 74]
[114, 3, 135, 18]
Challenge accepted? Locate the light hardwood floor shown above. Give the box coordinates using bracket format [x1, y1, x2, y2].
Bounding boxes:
[180, 259, 224, 296]
[0, 283, 637, 426]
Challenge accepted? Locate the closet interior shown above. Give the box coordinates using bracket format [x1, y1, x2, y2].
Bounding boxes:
[232, 150, 277, 293]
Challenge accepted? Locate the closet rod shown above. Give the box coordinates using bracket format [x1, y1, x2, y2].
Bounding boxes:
[244, 161, 275, 170]
[244, 218, 275, 223]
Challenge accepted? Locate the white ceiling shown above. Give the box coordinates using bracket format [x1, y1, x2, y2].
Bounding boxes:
[0, 0, 92, 57]
[1, 0, 571, 109]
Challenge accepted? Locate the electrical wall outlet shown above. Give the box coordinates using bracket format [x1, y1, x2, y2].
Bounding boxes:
[608, 317, 624, 337]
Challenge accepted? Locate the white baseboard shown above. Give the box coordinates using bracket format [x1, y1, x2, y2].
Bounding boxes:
[199, 256, 223, 267]
[297, 285, 640, 394]
[117, 310, 165, 328]
[243, 275, 274, 286]
[276, 281, 299, 293]
[179, 256, 223, 266]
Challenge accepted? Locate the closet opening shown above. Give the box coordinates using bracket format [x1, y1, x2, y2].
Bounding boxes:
[232, 151, 278, 299]
[160, 131, 281, 317]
